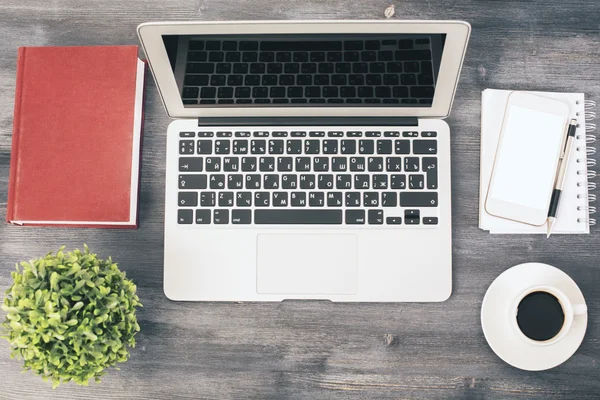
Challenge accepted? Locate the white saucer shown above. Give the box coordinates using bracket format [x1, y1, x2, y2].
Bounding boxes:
[481, 262, 588, 371]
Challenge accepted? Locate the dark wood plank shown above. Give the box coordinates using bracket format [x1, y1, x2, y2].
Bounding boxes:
[1, 0, 599, 398]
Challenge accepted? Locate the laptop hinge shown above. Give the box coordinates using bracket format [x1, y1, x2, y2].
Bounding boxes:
[197, 117, 419, 127]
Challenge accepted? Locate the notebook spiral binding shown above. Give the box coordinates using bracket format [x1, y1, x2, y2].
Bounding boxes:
[577, 99, 597, 226]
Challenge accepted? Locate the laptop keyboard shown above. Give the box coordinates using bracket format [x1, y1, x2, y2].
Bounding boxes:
[176, 129, 439, 226]
[181, 38, 435, 105]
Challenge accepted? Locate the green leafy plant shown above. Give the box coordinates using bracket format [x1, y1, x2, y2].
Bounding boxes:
[1, 245, 142, 388]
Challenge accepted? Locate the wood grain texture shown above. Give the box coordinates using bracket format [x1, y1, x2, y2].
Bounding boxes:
[1, 0, 599, 398]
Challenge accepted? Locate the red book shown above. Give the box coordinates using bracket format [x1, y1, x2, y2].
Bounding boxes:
[6, 45, 145, 228]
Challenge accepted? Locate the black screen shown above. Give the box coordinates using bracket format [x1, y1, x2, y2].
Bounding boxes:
[161, 33, 446, 108]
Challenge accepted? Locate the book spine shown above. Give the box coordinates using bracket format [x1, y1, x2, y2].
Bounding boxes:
[6, 47, 27, 224]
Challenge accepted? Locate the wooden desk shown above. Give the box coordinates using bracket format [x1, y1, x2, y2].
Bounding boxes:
[1, 1, 599, 398]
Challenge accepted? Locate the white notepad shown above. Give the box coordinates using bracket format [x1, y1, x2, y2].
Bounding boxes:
[479, 89, 597, 234]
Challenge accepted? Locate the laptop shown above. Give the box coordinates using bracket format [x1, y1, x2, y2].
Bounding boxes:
[137, 20, 471, 301]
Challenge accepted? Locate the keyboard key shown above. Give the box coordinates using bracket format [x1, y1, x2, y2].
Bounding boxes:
[327, 192, 343, 207]
[368, 210, 384, 225]
[232, 210, 252, 224]
[264, 174, 279, 189]
[255, 192, 270, 207]
[209, 175, 225, 189]
[341, 140, 357, 154]
[178, 209, 193, 224]
[205, 157, 221, 172]
[395, 140, 410, 154]
[214, 209, 229, 224]
[291, 192, 307, 207]
[400, 192, 438, 207]
[251, 140, 266, 154]
[179, 175, 207, 190]
[332, 157, 347, 171]
[423, 217, 439, 225]
[403, 131, 419, 138]
[391, 174, 407, 189]
[405, 209, 420, 225]
[359, 140, 374, 154]
[291, 131, 307, 137]
[423, 157, 438, 189]
[299, 174, 315, 189]
[386, 217, 402, 225]
[233, 140, 249, 155]
[335, 63, 351, 73]
[323, 140, 338, 154]
[284, 63, 300, 73]
[422, 131, 437, 138]
[318, 174, 334, 189]
[199, 192, 214, 207]
[182, 87, 199, 98]
[215, 140, 230, 154]
[381, 192, 397, 207]
[375, 140, 392, 155]
[242, 157, 257, 172]
[346, 210, 366, 224]
[358, 87, 373, 98]
[413, 140, 438, 154]
[236, 192, 252, 207]
[228, 174, 243, 189]
[259, 157, 276, 172]
[372, 174, 388, 189]
[273, 192, 289, 207]
[349, 157, 366, 172]
[341, 86, 357, 97]
[218, 192, 234, 207]
[336, 174, 352, 189]
[363, 192, 379, 207]
[287, 139, 302, 154]
[313, 157, 329, 172]
[246, 174, 261, 189]
[178, 192, 198, 207]
[223, 157, 239, 172]
[404, 157, 420, 172]
[282, 174, 297, 189]
[195, 209, 211, 224]
[187, 63, 214, 74]
[386, 157, 402, 172]
[305, 140, 320, 154]
[235, 87, 251, 98]
[368, 157, 384, 172]
[309, 192, 324, 207]
[411, 86, 435, 98]
[409, 174, 425, 190]
[179, 157, 203, 172]
[197, 140, 212, 155]
[278, 157, 293, 172]
[296, 157, 311, 172]
[345, 192, 361, 207]
[255, 210, 342, 224]
[354, 174, 370, 189]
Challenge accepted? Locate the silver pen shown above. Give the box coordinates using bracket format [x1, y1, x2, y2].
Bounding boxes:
[547, 119, 578, 238]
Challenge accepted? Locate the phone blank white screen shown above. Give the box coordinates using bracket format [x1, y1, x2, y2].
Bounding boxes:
[489, 105, 566, 210]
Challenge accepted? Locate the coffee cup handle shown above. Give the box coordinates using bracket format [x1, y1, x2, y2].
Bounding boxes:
[573, 304, 587, 316]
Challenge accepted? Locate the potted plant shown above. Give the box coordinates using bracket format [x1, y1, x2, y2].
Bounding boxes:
[1, 245, 142, 388]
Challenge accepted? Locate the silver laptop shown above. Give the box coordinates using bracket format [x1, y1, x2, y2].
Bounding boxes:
[137, 20, 470, 301]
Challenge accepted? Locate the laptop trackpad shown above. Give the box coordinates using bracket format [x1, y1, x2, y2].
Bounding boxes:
[256, 234, 358, 295]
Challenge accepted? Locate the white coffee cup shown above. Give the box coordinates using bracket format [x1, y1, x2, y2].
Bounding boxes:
[510, 285, 587, 346]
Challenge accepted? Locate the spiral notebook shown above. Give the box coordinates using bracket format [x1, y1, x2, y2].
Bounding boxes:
[479, 89, 597, 234]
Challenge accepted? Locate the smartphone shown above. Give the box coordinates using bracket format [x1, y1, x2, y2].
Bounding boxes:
[485, 92, 570, 226]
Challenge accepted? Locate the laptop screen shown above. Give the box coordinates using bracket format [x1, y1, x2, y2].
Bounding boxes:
[161, 34, 446, 108]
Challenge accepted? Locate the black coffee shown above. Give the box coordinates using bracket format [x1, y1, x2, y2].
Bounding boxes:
[516, 291, 565, 341]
